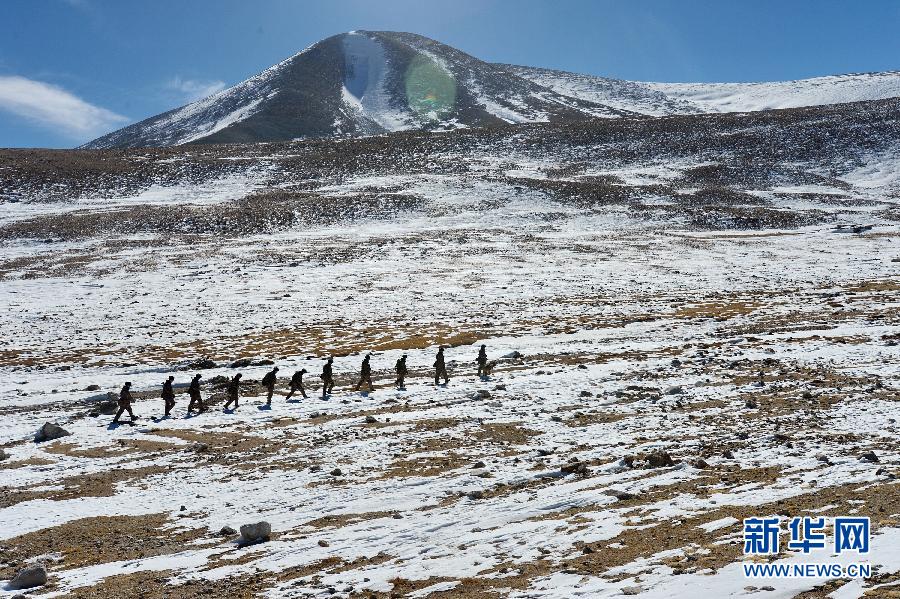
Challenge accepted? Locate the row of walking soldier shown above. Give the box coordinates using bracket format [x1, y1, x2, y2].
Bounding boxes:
[111, 345, 491, 423]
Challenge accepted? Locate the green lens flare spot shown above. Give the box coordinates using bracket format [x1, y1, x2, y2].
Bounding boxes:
[405, 56, 456, 121]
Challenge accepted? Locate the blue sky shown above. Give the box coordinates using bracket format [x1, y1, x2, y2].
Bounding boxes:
[1, 0, 898, 148]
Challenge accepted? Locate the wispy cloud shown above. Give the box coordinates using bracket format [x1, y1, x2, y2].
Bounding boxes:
[165, 76, 227, 103]
[0, 75, 129, 139]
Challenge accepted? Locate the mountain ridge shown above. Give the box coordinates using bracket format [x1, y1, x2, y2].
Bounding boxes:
[82, 30, 900, 149]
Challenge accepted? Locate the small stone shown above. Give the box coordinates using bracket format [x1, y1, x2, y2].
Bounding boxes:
[468, 490, 484, 500]
[761, 586, 776, 592]
[861, 451, 879, 463]
[622, 586, 642, 596]
[9, 564, 47, 590]
[364, 415, 378, 424]
[472, 461, 487, 468]
[723, 450, 735, 459]
[0, 448, 8, 461]
[330, 468, 343, 476]
[579, 390, 593, 397]
[693, 458, 710, 469]
[582, 545, 594, 554]
[537, 448, 554, 456]
[85, 384, 101, 391]
[219, 526, 237, 536]
[318, 539, 330, 547]
[745, 398, 758, 409]
[665, 385, 683, 395]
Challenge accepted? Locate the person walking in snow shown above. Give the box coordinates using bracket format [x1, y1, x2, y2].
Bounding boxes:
[321, 357, 335, 399]
[354, 354, 374, 392]
[112, 381, 136, 424]
[186, 373, 204, 415]
[285, 369, 308, 400]
[224, 373, 242, 411]
[261, 366, 279, 406]
[394, 354, 408, 389]
[476, 344, 488, 378]
[161, 375, 176, 417]
[434, 347, 449, 386]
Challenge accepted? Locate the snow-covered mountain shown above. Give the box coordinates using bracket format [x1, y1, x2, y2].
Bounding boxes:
[83, 30, 900, 148]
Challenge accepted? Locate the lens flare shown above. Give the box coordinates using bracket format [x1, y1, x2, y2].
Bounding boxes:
[404, 55, 456, 121]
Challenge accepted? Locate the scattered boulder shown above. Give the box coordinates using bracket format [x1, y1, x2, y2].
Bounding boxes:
[34, 422, 71, 443]
[560, 461, 589, 475]
[745, 398, 758, 409]
[330, 468, 343, 476]
[467, 490, 484, 500]
[239, 521, 271, 544]
[579, 390, 593, 398]
[84, 384, 101, 391]
[582, 545, 594, 554]
[219, 526, 237, 536]
[646, 450, 675, 468]
[622, 586, 642, 596]
[97, 399, 119, 415]
[230, 357, 275, 368]
[664, 385, 683, 395]
[693, 458, 710, 469]
[178, 358, 217, 371]
[472, 390, 491, 400]
[501, 351, 522, 359]
[317, 539, 330, 547]
[605, 489, 635, 501]
[364, 415, 378, 424]
[471, 461, 487, 469]
[8, 564, 47, 590]
[537, 448, 554, 456]
[861, 451, 879, 463]
[0, 448, 8, 461]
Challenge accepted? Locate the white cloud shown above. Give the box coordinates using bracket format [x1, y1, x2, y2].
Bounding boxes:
[0, 75, 129, 139]
[166, 76, 227, 103]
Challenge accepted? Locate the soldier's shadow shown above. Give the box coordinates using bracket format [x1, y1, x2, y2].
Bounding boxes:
[286, 399, 305, 404]
[257, 405, 272, 411]
[106, 422, 133, 430]
[222, 408, 237, 414]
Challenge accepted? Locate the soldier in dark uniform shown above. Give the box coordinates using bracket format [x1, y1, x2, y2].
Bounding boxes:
[321, 358, 335, 399]
[354, 354, 374, 391]
[434, 347, 449, 386]
[186, 373, 204, 415]
[113, 381, 136, 424]
[395, 354, 408, 389]
[224, 373, 242, 411]
[162, 375, 176, 417]
[476, 344, 488, 378]
[261, 366, 279, 406]
[285, 369, 308, 400]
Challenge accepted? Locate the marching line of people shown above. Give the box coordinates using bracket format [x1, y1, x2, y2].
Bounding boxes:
[111, 345, 492, 424]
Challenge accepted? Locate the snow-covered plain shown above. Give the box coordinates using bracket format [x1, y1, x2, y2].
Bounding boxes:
[2, 117, 900, 598]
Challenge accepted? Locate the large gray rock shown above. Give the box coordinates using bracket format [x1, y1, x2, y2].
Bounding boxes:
[34, 422, 71, 443]
[0, 448, 8, 461]
[239, 521, 271, 544]
[9, 564, 47, 589]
